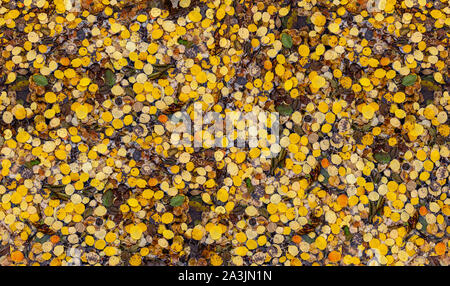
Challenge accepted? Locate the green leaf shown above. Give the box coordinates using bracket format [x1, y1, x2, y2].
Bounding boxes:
[148, 71, 167, 80]
[244, 178, 255, 193]
[402, 74, 417, 86]
[301, 235, 315, 244]
[343, 225, 353, 240]
[43, 183, 65, 190]
[24, 158, 41, 169]
[49, 190, 70, 201]
[32, 75, 48, 86]
[177, 38, 194, 48]
[320, 168, 329, 184]
[276, 104, 293, 116]
[374, 152, 391, 164]
[281, 33, 293, 49]
[418, 216, 428, 231]
[102, 189, 114, 208]
[376, 196, 385, 214]
[170, 195, 185, 207]
[34, 234, 50, 243]
[104, 69, 116, 87]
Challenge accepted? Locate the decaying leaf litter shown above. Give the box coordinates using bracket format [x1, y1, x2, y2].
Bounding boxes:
[0, 0, 449, 266]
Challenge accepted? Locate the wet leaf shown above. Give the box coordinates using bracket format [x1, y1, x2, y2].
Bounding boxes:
[152, 63, 175, 71]
[148, 71, 167, 80]
[422, 79, 440, 90]
[352, 122, 372, 132]
[189, 195, 202, 204]
[293, 124, 304, 136]
[43, 184, 65, 190]
[371, 170, 382, 185]
[124, 244, 140, 253]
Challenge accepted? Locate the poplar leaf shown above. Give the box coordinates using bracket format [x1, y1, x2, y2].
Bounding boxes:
[281, 33, 293, 49]
[102, 189, 114, 208]
[104, 69, 116, 87]
[170, 195, 185, 207]
[32, 75, 48, 86]
[402, 74, 417, 86]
